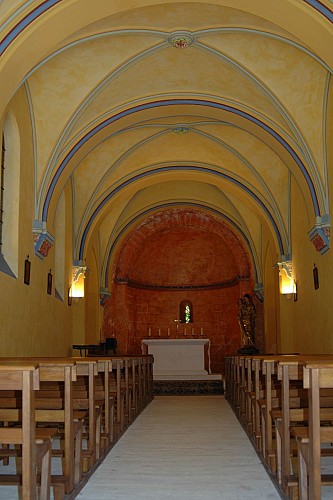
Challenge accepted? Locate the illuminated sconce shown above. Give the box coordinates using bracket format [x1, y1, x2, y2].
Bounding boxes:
[71, 264, 87, 299]
[277, 259, 294, 297]
[293, 280, 298, 302]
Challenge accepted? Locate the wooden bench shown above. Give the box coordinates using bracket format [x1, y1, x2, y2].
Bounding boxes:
[37, 360, 84, 495]
[0, 354, 154, 499]
[94, 359, 115, 448]
[0, 358, 85, 496]
[0, 362, 57, 500]
[293, 361, 333, 499]
[225, 354, 333, 500]
[274, 357, 333, 493]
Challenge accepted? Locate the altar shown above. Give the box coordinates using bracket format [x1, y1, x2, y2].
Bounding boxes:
[142, 338, 221, 381]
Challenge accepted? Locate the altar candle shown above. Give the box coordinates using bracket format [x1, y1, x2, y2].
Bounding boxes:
[191, 328, 194, 336]
[148, 328, 151, 337]
[184, 328, 187, 336]
[167, 328, 170, 336]
[158, 329, 161, 336]
[201, 327, 203, 336]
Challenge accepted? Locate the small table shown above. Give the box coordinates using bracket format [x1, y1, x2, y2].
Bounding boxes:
[72, 344, 100, 357]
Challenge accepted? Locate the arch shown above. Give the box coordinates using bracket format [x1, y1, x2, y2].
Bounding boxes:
[78, 165, 285, 264]
[303, 0, 333, 21]
[0, 0, 331, 59]
[0, 0, 62, 57]
[42, 99, 321, 228]
[106, 208, 255, 304]
[103, 202, 260, 288]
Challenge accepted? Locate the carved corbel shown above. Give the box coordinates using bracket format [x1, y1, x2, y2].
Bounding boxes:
[100, 287, 111, 306]
[309, 216, 330, 255]
[33, 221, 54, 259]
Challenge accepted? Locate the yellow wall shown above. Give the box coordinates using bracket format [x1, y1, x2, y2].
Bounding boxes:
[279, 176, 333, 354]
[84, 245, 101, 345]
[263, 241, 280, 354]
[0, 89, 74, 356]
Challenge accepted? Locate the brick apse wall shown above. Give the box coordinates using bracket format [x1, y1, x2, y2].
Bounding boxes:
[102, 209, 262, 374]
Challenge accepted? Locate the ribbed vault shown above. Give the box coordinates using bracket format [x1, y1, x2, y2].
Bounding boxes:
[0, 0, 332, 354]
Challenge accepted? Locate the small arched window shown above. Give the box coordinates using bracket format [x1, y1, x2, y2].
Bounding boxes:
[180, 300, 193, 323]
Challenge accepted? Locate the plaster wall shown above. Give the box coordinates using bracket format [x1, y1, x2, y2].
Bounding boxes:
[280, 176, 333, 354]
[84, 248, 101, 345]
[263, 241, 280, 354]
[0, 90, 74, 356]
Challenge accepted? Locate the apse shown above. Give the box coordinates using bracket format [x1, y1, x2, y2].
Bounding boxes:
[102, 208, 260, 373]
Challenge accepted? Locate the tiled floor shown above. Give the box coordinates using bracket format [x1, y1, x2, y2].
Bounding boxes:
[77, 395, 280, 499]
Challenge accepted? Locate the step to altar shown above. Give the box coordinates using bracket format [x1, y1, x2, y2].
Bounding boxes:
[153, 379, 224, 396]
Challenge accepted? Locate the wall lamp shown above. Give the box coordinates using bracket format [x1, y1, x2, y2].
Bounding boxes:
[277, 259, 294, 298]
[71, 264, 87, 299]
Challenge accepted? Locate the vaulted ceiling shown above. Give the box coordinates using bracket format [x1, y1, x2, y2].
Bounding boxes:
[1, 0, 332, 289]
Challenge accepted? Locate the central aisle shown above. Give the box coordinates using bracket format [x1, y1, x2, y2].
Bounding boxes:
[77, 396, 280, 499]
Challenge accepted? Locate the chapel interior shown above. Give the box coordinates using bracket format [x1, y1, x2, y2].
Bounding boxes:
[1, 0, 332, 361]
[0, 1, 332, 498]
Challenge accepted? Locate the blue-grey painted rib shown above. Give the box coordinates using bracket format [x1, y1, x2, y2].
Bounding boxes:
[322, 73, 331, 214]
[78, 165, 285, 261]
[36, 40, 169, 214]
[0, 0, 61, 56]
[24, 81, 38, 218]
[41, 99, 320, 224]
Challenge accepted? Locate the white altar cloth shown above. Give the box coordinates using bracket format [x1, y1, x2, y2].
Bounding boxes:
[142, 338, 221, 381]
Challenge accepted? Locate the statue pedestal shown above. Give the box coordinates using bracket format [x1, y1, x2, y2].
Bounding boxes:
[237, 346, 259, 355]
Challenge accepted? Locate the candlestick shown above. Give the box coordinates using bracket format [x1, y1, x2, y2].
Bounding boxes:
[184, 328, 187, 336]
[148, 328, 151, 337]
[167, 328, 170, 336]
[200, 327, 203, 336]
[158, 329, 161, 337]
[191, 328, 194, 336]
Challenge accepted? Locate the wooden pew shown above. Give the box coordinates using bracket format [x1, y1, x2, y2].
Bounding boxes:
[94, 359, 115, 448]
[144, 354, 154, 404]
[227, 356, 237, 410]
[225, 355, 310, 497]
[254, 354, 301, 471]
[293, 361, 333, 499]
[21, 357, 108, 474]
[0, 362, 56, 500]
[35, 360, 84, 495]
[0, 358, 84, 495]
[237, 354, 281, 466]
[226, 354, 333, 499]
[108, 357, 134, 427]
[273, 356, 333, 494]
[260, 356, 286, 473]
[91, 356, 125, 436]
[111, 357, 125, 434]
[70, 358, 101, 470]
[0, 354, 153, 499]
[249, 356, 271, 452]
